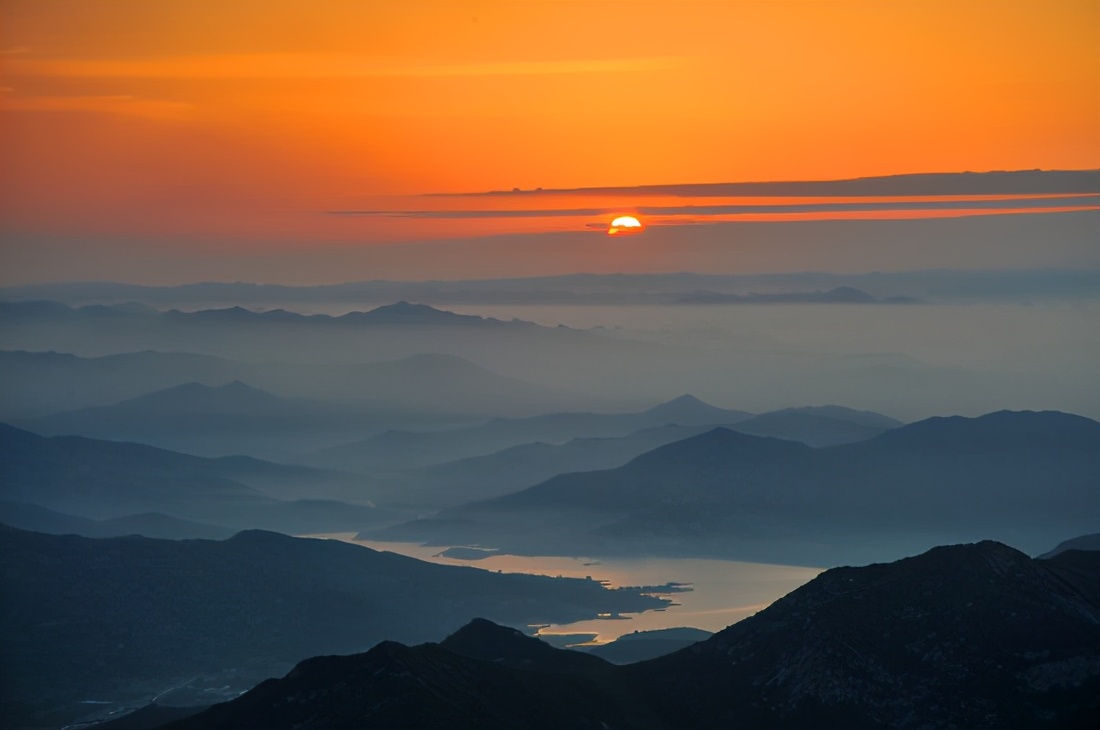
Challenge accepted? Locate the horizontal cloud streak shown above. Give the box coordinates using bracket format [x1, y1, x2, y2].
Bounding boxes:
[0, 94, 193, 119]
[4, 53, 687, 80]
[328, 194, 1100, 220]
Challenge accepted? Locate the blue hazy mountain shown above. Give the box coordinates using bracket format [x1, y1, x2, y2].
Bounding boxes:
[308, 394, 753, 473]
[0, 348, 584, 427]
[0, 501, 236, 541]
[0, 349, 243, 420]
[584, 627, 714, 665]
[0, 300, 596, 361]
[20, 379, 425, 459]
[0, 527, 668, 728]
[154, 539, 1099, 730]
[0, 424, 394, 534]
[362, 404, 899, 509]
[368, 424, 727, 509]
[5, 268, 1099, 309]
[730, 404, 902, 446]
[1039, 532, 1100, 559]
[375, 411, 1100, 565]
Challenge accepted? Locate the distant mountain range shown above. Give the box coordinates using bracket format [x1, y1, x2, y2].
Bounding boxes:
[0, 527, 669, 728]
[15, 376, 455, 459]
[0, 300, 663, 408]
[307, 394, 754, 473]
[4, 269, 1099, 308]
[145, 539, 1100, 730]
[375, 410, 1100, 565]
[0, 424, 395, 535]
[0, 501, 237, 541]
[5, 268, 1100, 314]
[348, 403, 902, 509]
[0, 348, 581, 429]
[1040, 533, 1100, 559]
[583, 627, 714, 665]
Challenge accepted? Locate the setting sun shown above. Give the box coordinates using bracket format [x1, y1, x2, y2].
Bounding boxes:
[608, 216, 645, 236]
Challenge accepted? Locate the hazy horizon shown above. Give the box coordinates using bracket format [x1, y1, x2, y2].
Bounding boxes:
[2, 3, 1098, 727]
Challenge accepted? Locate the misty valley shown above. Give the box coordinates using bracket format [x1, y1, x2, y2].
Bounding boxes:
[0, 264, 1097, 730]
[2, 0, 1098, 724]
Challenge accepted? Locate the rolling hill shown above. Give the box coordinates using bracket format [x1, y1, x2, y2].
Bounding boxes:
[308, 394, 752, 473]
[0, 527, 668, 728]
[0, 424, 393, 533]
[374, 410, 1100, 565]
[153, 540, 1100, 729]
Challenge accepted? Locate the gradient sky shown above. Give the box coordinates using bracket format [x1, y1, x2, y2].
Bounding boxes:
[1, 0, 1098, 284]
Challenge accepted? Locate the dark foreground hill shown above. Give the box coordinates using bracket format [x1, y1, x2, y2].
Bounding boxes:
[156, 541, 1099, 730]
[0, 527, 668, 728]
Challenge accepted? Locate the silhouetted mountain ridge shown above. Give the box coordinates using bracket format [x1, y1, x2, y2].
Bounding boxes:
[0, 424, 393, 533]
[158, 539, 1100, 729]
[310, 394, 753, 473]
[378, 410, 1099, 563]
[0, 526, 668, 727]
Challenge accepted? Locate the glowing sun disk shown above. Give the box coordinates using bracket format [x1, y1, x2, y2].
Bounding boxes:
[608, 215, 644, 235]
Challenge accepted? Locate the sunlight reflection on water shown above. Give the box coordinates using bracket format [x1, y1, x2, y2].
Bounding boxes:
[314, 534, 822, 643]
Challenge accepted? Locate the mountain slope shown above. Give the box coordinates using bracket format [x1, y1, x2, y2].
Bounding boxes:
[0, 349, 243, 420]
[0, 423, 391, 533]
[0, 501, 236, 540]
[354, 403, 899, 509]
[731, 405, 901, 446]
[369, 424, 725, 509]
[376, 411, 1100, 564]
[310, 394, 751, 473]
[0, 527, 668, 727]
[632, 541, 1100, 729]
[159, 540, 1100, 730]
[21, 380, 382, 459]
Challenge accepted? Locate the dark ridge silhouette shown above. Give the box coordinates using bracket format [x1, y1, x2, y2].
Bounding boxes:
[0, 299, 541, 331]
[342, 300, 525, 326]
[0, 526, 668, 727]
[156, 540, 1099, 729]
[440, 617, 609, 673]
[632, 541, 1100, 729]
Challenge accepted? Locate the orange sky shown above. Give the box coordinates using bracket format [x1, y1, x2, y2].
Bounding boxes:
[1, 0, 1098, 279]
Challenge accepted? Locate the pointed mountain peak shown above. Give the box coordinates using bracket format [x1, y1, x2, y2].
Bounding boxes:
[643, 394, 752, 424]
[440, 618, 606, 672]
[113, 380, 284, 410]
[215, 380, 267, 394]
[656, 393, 707, 408]
[348, 301, 482, 325]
